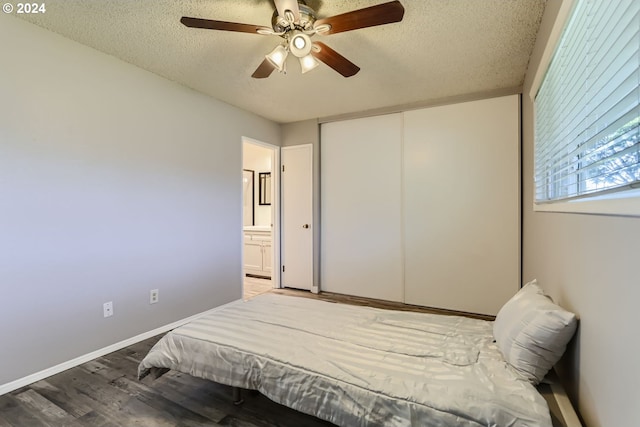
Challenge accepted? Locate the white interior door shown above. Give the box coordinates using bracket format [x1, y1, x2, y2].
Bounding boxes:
[281, 145, 313, 290]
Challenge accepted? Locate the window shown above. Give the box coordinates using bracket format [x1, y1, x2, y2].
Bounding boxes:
[534, 0, 639, 211]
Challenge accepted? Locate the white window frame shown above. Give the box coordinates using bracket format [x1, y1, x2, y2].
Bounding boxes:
[530, 0, 640, 217]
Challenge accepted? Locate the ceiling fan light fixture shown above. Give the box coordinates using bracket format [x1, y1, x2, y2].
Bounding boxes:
[289, 31, 312, 57]
[313, 24, 331, 34]
[299, 54, 319, 74]
[284, 10, 296, 24]
[294, 36, 306, 49]
[265, 44, 288, 71]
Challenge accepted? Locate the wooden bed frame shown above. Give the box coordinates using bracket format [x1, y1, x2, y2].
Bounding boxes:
[537, 370, 582, 427]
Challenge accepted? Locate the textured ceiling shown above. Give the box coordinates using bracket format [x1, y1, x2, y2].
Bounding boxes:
[16, 0, 546, 123]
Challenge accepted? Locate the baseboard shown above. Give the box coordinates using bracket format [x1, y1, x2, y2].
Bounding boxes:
[0, 299, 240, 396]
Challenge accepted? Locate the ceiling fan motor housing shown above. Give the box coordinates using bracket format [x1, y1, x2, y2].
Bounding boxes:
[271, 1, 316, 33]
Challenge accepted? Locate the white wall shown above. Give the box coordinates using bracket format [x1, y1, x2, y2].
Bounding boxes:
[0, 15, 280, 388]
[522, 2, 640, 426]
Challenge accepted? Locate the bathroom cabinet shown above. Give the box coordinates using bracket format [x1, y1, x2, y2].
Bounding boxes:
[244, 227, 271, 278]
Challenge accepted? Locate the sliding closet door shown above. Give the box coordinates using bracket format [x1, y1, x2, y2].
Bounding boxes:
[321, 114, 403, 302]
[403, 95, 520, 315]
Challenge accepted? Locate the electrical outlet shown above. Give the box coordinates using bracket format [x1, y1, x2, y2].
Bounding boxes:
[103, 301, 113, 318]
[150, 289, 159, 304]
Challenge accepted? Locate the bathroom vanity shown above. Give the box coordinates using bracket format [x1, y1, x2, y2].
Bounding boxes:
[243, 225, 272, 278]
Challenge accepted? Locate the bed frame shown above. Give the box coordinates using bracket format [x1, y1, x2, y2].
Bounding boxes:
[537, 370, 583, 427]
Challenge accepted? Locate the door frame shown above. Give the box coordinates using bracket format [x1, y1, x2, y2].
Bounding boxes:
[242, 137, 280, 290]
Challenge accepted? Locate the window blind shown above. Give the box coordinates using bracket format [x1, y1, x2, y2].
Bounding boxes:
[534, 0, 640, 202]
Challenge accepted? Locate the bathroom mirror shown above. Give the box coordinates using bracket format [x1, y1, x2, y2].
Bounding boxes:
[259, 172, 271, 205]
[243, 169, 254, 226]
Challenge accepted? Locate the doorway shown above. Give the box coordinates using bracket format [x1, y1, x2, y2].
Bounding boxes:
[242, 137, 280, 299]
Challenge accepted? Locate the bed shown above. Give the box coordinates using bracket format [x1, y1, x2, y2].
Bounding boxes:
[138, 281, 577, 427]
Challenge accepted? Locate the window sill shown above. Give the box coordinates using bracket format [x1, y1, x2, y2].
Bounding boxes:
[533, 189, 640, 217]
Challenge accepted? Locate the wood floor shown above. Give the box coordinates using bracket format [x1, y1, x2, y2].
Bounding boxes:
[270, 288, 495, 321]
[0, 334, 334, 427]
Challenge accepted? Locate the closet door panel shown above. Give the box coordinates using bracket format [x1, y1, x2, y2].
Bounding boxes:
[403, 96, 520, 315]
[321, 114, 403, 302]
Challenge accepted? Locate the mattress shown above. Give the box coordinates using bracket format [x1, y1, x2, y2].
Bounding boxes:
[138, 294, 552, 427]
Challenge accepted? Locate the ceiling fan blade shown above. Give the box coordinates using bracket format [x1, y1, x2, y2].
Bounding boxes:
[274, 0, 300, 23]
[252, 59, 276, 79]
[314, 0, 405, 35]
[312, 42, 360, 77]
[180, 17, 264, 34]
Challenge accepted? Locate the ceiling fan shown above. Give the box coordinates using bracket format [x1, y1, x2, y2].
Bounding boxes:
[180, 0, 405, 78]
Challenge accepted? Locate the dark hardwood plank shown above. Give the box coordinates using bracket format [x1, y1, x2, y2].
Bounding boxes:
[270, 288, 495, 320]
[74, 410, 120, 427]
[0, 393, 52, 427]
[139, 372, 230, 422]
[111, 375, 219, 426]
[29, 379, 94, 419]
[0, 332, 336, 426]
[80, 359, 126, 382]
[58, 363, 179, 427]
[0, 411, 13, 427]
[113, 334, 163, 362]
[13, 389, 83, 427]
[217, 416, 263, 427]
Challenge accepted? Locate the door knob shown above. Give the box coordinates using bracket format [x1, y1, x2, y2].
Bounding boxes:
[302, 224, 310, 229]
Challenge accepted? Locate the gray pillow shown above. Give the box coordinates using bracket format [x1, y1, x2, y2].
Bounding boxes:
[493, 280, 577, 384]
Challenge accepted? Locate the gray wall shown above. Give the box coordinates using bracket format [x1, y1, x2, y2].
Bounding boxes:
[0, 16, 280, 387]
[522, 2, 640, 426]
